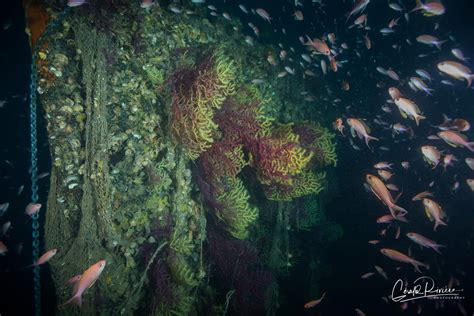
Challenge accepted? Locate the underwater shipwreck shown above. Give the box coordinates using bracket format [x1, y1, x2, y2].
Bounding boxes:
[25, 0, 341, 314]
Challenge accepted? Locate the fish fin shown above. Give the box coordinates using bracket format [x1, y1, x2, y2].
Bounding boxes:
[466, 142, 474, 152]
[468, 75, 474, 88]
[394, 191, 403, 203]
[60, 294, 82, 308]
[389, 203, 408, 219]
[424, 207, 433, 220]
[365, 135, 379, 147]
[410, 0, 423, 13]
[360, 120, 371, 133]
[435, 40, 447, 50]
[442, 113, 451, 123]
[350, 126, 356, 138]
[399, 110, 407, 119]
[415, 114, 426, 126]
[431, 244, 446, 254]
[434, 219, 447, 232]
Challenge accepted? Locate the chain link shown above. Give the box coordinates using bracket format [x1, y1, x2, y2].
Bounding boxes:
[29, 7, 71, 316]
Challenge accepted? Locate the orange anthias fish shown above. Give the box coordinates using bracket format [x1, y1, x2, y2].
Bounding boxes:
[333, 118, 345, 135]
[26, 248, 57, 268]
[410, 0, 445, 16]
[437, 61, 474, 87]
[366, 174, 407, 220]
[304, 36, 331, 56]
[61, 260, 106, 307]
[437, 131, 474, 152]
[347, 118, 379, 147]
[304, 292, 326, 309]
[380, 248, 429, 273]
[423, 198, 447, 231]
[406, 232, 445, 254]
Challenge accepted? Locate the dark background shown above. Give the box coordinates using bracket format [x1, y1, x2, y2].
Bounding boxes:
[1, 0, 474, 315]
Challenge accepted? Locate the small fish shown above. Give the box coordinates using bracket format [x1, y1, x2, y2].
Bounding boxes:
[407, 233, 445, 254]
[377, 214, 394, 224]
[467, 179, 474, 191]
[385, 69, 400, 81]
[421, 146, 441, 168]
[346, 0, 371, 22]
[140, 0, 154, 8]
[26, 249, 58, 268]
[380, 27, 395, 35]
[388, 3, 403, 11]
[293, 10, 304, 20]
[394, 98, 426, 125]
[2, 221, 11, 236]
[410, 0, 445, 16]
[380, 248, 428, 273]
[401, 161, 410, 169]
[423, 198, 447, 231]
[375, 265, 388, 279]
[255, 8, 272, 23]
[304, 292, 326, 309]
[333, 118, 345, 136]
[60, 260, 106, 307]
[410, 77, 433, 95]
[321, 60, 327, 75]
[388, 87, 402, 99]
[169, 6, 182, 14]
[386, 184, 399, 192]
[451, 48, 469, 62]
[436, 115, 470, 132]
[374, 162, 393, 170]
[368, 240, 380, 244]
[305, 36, 331, 56]
[412, 191, 434, 201]
[284, 66, 295, 75]
[443, 154, 457, 170]
[347, 118, 379, 147]
[355, 308, 366, 316]
[416, 35, 446, 50]
[415, 69, 433, 81]
[378, 170, 394, 181]
[25, 203, 42, 217]
[0, 202, 9, 217]
[366, 174, 407, 220]
[466, 157, 474, 170]
[361, 272, 375, 279]
[437, 131, 474, 152]
[222, 12, 231, 21]
[437, 61, 474, 87]
[238, 4, 248, 14]
[67, 0, 87, 7]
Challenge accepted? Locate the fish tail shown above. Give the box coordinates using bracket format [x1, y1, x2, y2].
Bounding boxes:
[431, 244, 446, 254]
[466, 142, 474, 152]
[365, 135, 379, 147]
[410, 0, 423, 13]
[434, 219, 447, 232]
[467, 75, 474, 88]
[435, 40, 447, 50]
[389, 203, 408, 219]
[59, 294, 82, 308]
[413, 261, 428, 273]
[415, 114, 426, 126]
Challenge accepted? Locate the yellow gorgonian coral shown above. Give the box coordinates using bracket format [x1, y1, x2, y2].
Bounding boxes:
[171, 49, 236, 160]
[215, 177, 258, 239]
